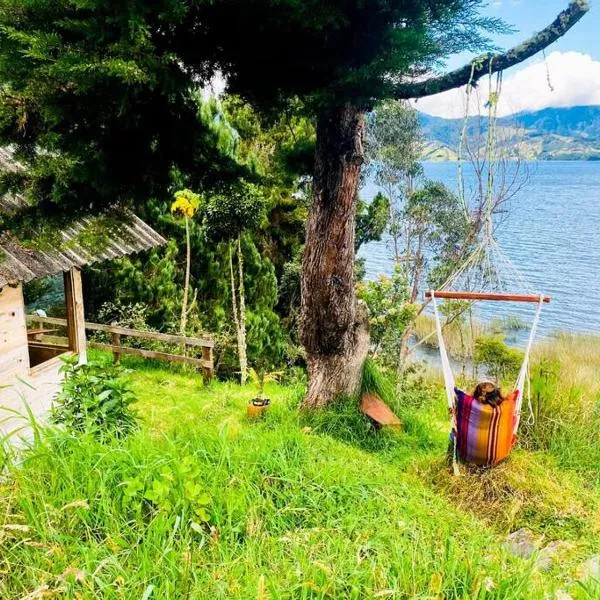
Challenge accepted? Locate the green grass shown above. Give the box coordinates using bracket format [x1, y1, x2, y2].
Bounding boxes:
[1, 351, 599, 599]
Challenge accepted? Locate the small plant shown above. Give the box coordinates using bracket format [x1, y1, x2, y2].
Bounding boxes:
[122, 455, 212, 524]
[171, 188, 202, 336]
[248, 367, 282, 402]
[246, 309, 286, 406]
[52, 356, 138, 439]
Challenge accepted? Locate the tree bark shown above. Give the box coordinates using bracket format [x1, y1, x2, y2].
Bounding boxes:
[300, 103, 370, 409]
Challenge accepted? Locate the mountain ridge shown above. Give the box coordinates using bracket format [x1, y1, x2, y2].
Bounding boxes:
[418, 105, 600, 161]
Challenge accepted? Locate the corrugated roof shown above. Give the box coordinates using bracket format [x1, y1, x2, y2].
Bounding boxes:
[0, 148, 166, 287]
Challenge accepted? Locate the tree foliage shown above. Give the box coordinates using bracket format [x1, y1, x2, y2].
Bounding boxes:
[186, 1, 506, 112]
[0, 0, 246, 232]
[355, 192, 390, 252]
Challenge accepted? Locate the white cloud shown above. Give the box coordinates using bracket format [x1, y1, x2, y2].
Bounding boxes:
[412, 51, 600, 118]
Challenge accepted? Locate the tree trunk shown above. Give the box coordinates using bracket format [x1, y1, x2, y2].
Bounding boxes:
[300, 103, 370, 409]
[237, 234, 248, 385]
[180, 216, 191, 336]
[229, 240, 247, 385]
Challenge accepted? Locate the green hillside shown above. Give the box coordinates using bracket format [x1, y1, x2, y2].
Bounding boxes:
[419, 106, 600, 161]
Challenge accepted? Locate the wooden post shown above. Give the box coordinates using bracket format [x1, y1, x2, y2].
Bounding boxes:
[64, 267, 87, 364]
[112, 330, 121, 365]
[202, 344, 214, 384]
[34, 319, 44, 341]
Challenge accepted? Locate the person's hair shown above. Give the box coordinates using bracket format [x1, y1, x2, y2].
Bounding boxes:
[473, 381, 505, 406]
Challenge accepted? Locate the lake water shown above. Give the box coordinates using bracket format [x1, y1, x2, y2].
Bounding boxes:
[360, 161, 600, 336]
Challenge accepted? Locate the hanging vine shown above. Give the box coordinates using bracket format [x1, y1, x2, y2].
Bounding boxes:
[457, 62, 477, 222]
[484, 62, 503, 240]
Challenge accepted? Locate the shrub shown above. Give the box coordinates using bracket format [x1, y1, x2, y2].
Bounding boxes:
[51, 356, 139, 439]
[473, 335, 523, 382]
[357, 267, 417, 371]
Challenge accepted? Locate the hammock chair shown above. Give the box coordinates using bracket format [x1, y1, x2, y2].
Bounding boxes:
[425, 68, 552, 470]
[426, 235, 551, 469]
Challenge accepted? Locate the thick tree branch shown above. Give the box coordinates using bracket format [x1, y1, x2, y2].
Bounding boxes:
[395, 0, 590, 100]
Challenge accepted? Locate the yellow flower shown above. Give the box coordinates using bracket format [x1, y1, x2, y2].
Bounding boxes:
[170, 196, 197, 218]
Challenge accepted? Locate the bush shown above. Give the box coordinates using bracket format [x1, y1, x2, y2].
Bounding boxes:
[51, 356, 139, 439]
[473, 335, 523, 382]
[357, 267, 417, 371]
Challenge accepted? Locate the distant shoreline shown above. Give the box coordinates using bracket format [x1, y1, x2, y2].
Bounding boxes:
[422, 156, 600, 163]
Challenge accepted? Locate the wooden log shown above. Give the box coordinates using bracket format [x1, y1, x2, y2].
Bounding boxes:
[425, 291, 551, 303]
[88, 342, 213, 369]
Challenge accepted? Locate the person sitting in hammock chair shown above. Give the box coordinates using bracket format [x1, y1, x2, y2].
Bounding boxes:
[472, 381, 510, 407]
[449, 381, 519, 467]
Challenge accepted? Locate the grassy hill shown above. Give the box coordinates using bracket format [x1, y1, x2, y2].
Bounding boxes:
[420, 105, 600, 161]
[0, 339, 599, 598]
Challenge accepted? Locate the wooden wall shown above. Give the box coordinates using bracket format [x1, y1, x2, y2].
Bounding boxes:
[0, 283, 29, 379]
[0, 283, 64, 441]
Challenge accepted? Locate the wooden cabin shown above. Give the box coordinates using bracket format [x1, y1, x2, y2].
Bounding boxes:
[0, 188, 165, 438]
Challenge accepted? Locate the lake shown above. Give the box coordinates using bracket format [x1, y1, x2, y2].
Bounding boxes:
[360, 161, 600, 336]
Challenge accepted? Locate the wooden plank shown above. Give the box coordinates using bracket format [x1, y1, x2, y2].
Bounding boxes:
[425, 291, 552, 303]
[25, 315, 214, 348]
[0, 283, 30, 379]
[1, 355, 64, 439]
[64, 268, 87, 363]
[360, 394, 402, 428]
[26, 315, 69, 327]
[36, 335, 69, 346]
[88, 342, 213, 369]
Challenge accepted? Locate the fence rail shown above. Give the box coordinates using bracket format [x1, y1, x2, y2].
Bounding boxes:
[26, 315, 214, 381]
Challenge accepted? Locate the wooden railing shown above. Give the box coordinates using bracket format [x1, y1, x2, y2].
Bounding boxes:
[25, 315, 215, 381]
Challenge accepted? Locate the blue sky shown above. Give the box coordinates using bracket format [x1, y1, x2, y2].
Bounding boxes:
[416, 1, 600, 117]
[448, 0, 598, 70]
[490, 1, 598, 57]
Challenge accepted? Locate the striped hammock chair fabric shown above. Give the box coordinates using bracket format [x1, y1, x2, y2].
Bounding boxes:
[453, 388, 519, 466]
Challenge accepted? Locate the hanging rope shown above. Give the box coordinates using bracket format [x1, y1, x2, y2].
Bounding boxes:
[432, 292, 460, 475]
[513, 295, 544, 434]
[542, 48, 555, 93]
[432, 292, 456, 411]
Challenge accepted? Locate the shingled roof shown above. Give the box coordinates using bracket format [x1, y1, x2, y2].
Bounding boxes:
[0, 149, 166, 287]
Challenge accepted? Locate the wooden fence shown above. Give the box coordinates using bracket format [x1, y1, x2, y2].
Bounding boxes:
[26, 315, 215, 381]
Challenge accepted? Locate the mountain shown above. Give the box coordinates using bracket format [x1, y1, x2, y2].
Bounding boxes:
[418, 105, 600, 161]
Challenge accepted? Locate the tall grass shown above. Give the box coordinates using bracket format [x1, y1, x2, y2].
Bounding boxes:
[520, 333, 600, 481]
[0, 359, 598, 598]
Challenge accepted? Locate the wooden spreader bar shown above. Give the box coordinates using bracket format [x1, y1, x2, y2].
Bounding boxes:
[425, 291, 552, 303]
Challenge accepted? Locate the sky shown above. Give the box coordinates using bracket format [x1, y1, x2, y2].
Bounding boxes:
[414, 0, 600, 118]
